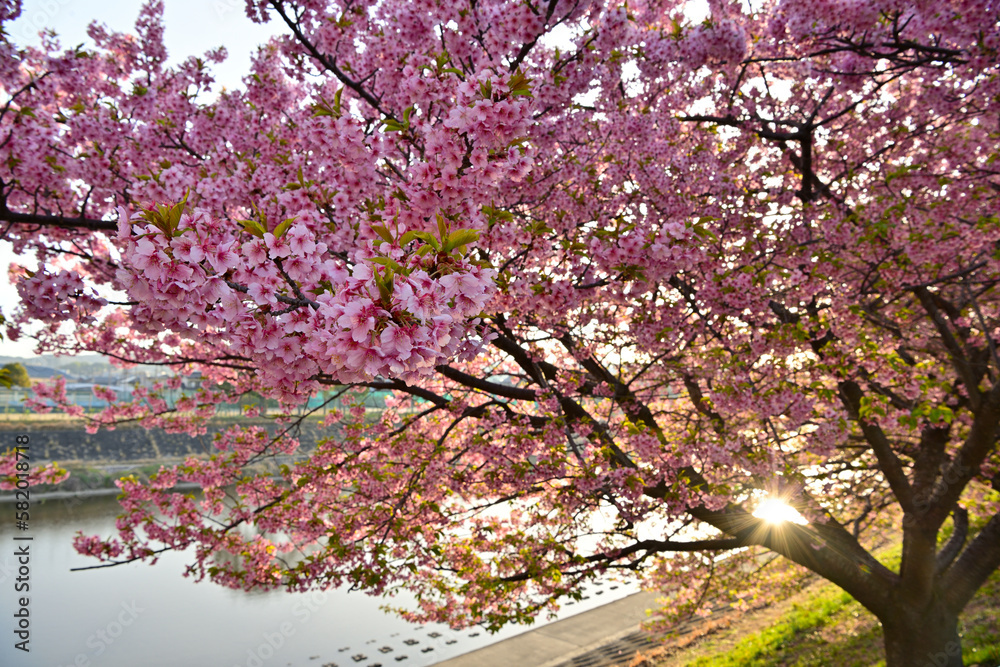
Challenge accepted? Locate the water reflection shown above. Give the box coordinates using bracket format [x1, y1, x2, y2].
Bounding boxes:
[0, 494, 635, 667]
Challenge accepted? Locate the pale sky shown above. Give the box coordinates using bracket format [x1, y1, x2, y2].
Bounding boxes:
[1, 0, 282, 357]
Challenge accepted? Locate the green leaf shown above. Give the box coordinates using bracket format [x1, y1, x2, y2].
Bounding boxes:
[370, 256, 406, 274]
[383, 118, 405, 132]
[482, 205, 514, 222]
[375, 267, 395, 305]
[313, 88, 345, 118]
[404, 229, 443, 249]
[165, 195, 187, 231]
[239, 218, 266, 238]
[370, 224, 395, 244]
[508, 69, 533, 98]
[333, 86, 344, 116]
[273, 217, 295, 239]
[530, 221, 554, 235]
[691, 222, 719, 242]
[444, 229, 479, 253]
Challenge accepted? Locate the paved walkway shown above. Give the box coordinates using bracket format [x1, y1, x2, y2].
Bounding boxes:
[435, 591, 662, 667]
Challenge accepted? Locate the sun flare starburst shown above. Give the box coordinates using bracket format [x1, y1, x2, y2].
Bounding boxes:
[752, 497, 809, 526]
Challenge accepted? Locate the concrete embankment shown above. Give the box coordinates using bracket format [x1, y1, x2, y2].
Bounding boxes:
[436, 591, 663, 667]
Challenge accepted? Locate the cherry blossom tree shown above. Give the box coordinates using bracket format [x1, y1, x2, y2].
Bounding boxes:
[2, 1, 1000, 664]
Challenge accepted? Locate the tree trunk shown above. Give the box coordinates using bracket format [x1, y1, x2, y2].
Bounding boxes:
[882, 603, 963, 667]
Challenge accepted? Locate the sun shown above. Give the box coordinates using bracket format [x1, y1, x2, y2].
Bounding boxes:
[752, 497, 809, 526]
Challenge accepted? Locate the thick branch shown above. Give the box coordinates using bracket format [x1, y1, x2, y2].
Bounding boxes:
[925, 381, 1000, 529]
[618, 537, 744, 553]
[681, 502, 894, 617]
[268, 0, 395, 120]
[913, 286, 981, 409]
[0, 209, 116, 232]
[838, 380, 914, 511]
[508, 0, 561, 71]
[679, 113, 802, 141]
[935, 507, 969, 576]
[942, 510, 1000, 613]
[434, 364, 537, 401]
[499, 537, 745, 583]
[682, 374, 725, 434]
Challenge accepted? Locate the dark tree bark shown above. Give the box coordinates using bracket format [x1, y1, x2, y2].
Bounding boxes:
[882, 599, 963, 667]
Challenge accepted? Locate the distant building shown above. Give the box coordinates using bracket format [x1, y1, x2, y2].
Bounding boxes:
[23, 365, 79, 381]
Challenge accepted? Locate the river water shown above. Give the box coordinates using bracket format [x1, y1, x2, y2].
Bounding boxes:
[0, 493, 636, 667]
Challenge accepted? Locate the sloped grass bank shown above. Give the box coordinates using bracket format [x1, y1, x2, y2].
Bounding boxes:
[644, 565, 1000, 667]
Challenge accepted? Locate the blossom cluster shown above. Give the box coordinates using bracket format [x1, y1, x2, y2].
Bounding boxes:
[116, 205, 496, 385]
[15, 267, 107, 327]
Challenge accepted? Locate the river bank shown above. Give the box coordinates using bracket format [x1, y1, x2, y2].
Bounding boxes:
[0, 417, 670, 667]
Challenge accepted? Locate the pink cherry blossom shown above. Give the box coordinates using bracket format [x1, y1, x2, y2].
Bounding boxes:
[1, 2, 999, 662]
